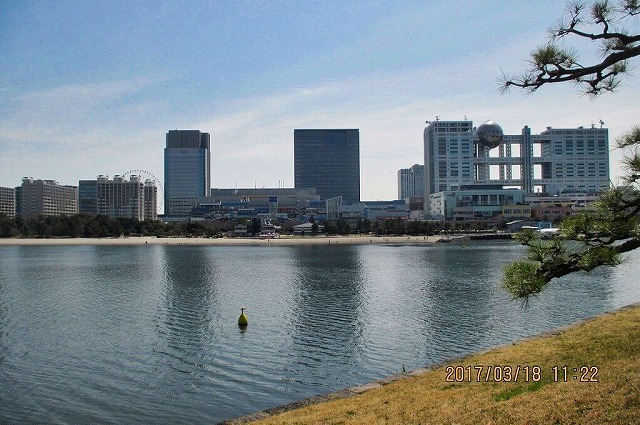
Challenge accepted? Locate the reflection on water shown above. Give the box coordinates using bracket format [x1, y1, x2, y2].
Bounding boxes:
[0, 242, 637, 424]
[159, 247, 216, 356]
[290, 246, 365, 387]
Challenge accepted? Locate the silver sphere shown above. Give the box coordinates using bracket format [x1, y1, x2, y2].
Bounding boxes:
[476, 121, 503, 149]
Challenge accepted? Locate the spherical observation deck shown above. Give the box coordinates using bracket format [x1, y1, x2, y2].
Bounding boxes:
[475, 120, 504, 149]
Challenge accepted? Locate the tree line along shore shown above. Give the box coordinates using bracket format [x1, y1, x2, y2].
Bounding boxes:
[0, 213, 503, 240]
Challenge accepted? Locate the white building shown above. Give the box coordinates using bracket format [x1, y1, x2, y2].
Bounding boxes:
[397, 164, 425, 199]
[18, 178, 78, 219]
[0, 186, 16, 218]
[335, 201, 409, 222]
[143, 181, 158, 221]
[97, 175, 157, 221]
[430, 189, 526, 221]
[423, 119, 610, 215]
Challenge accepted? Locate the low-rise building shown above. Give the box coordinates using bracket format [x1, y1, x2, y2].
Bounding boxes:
[501, 205, 532, 221]
[430, 189, 526, 221]
[532, 205, 572, 221]
[335, 200, 409, 223]
[293, 222, 325, 235]
[405, 196, 424, 220]
[525, 193, 600, 209]
[203, 188, 321, 220]
[363, 200, 409, 221]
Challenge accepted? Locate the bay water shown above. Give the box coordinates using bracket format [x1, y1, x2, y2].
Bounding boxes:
[0, 241, 638, 423]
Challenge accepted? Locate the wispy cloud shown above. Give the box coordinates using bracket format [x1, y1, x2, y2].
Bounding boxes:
[1, 78, 163, 144]
[2, 29, 638, 198]
[0, 78, 171, 186]
[192, 33, 639, 199]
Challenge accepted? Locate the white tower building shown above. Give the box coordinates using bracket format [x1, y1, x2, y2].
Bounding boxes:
[423, 119, 610, 215]
[397, 164, 425, 199]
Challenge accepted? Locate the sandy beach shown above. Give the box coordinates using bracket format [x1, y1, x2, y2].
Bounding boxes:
[0, 235, 446, 247]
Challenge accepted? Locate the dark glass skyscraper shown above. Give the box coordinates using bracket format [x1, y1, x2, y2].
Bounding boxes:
[294, 129, 360, 204]
[164, 130, 211, 218]
[78, 179, 98, 215]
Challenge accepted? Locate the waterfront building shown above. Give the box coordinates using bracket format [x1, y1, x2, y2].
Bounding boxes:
[97, 175, 143, 220]
[429, 189, 526, 221]
[294, 129, 360, 204]
[532, 205, 572, 221]
[78, 179, 98, 215]
[325, 196, 342, 221]
[406, 196, 425, 220]
[18, 177, 78, 219]
[524, 192, 601, 209]
[0, 186, 16, 218]
[526, 192, 602, 217]
[143, 181, 158, 221]
[96, 175, 157, 221]
[398, 164, 425, 199]
[14, 186, 21, 218]
[335, 200, 409, 223]
[193, 188, 321, 220]
[423, 120, 610, 215]
[423, 120, 474, 205]
[500, 205, 533, 221]
[164, 130, 211, 219]
[293, 222, 325, 235]
[361, 200, 409, 221]
[538, 126, 609, 194]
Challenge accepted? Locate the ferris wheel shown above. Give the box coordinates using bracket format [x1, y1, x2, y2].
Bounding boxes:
[123, 169, 164, 214]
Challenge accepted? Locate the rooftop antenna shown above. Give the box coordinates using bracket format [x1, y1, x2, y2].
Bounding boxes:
[599, 119, 605, 128]
[435, 116, 440, 121]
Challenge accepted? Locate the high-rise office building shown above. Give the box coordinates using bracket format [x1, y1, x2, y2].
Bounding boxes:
[423, 120, 475, 204]
[294, 129, 360, 204]
[423, 120, 610, 213]
[0, 186, 16, 218]
[397, 164, 425, 199]
[79, 179, 98, 215]
[164, 130, 211, 218]
[18, 177, 78, 219]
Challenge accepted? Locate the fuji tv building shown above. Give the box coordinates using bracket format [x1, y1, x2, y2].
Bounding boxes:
[423, 119, 610, 220]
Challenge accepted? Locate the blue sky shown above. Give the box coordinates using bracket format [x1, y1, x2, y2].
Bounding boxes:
[1, 0, 639, 201]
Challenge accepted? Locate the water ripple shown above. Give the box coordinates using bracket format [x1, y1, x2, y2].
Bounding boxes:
[0, 243, 639, 423]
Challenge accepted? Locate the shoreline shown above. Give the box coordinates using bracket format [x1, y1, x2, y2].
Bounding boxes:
[0, 234, 448, 247]
[223, 302, 640, 424]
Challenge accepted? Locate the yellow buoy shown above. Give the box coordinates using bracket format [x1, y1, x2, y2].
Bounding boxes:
[238, 307, 248, 327]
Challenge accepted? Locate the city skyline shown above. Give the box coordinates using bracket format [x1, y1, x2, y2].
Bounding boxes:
[2, 1, 639, 200]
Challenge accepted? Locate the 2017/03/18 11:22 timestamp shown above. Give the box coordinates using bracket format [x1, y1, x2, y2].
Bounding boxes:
[444, 365, 599, 383]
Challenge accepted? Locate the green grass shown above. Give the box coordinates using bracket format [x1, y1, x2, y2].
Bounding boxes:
[236, 304, 640, 425]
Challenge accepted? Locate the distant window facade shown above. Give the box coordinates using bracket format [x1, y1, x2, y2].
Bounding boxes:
[294, 129, 360, 204]
[164, 130, 211, 218]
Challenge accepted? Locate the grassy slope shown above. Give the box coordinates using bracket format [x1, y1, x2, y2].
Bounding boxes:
[247, 304, 640, 425]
